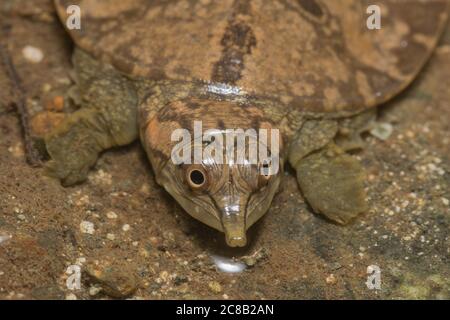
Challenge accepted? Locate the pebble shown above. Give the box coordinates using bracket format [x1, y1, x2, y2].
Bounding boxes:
[86, 263, 137, 298]
[106, 233, 115, 241]
[370, 122, 393, 141]
[75, 195, 90, 207]
[239, 248, 269, 268]
[65, 293, 77, 300]
[8, 143, 24, 158]
[89, 169, 112, 186]
[139, 183, 151, 195]
[106, 211, 118, 219]
[122, 224, 130, 232]
[42, 83, 52, 93]
[89, 286, 102, 296]
[159, 271, 169, 282]
[442, 198, 449, 206]
[51, 96, 64, 111]
[326, 274, 337, 284]
[22, 45, 44, 63]
[80, 221, 95, 234]
[208, 281, 222, 293]
[0, 234, 12, 244]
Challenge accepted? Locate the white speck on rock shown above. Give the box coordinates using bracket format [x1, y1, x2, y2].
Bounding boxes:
[22, 45, 44, 63]
[106, 233, 115, 241]
[80, 221, 95, 234]
[442, 198, 449, 206]
[122, 224, 130, 232]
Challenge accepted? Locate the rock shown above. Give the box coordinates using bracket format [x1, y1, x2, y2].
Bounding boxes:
[106, 211, 118, 219]
[242, 256, 256, 267]
[88, 169, 112, 186]
[89, 285, 102, 296]
[65, 293, 77, 300]
[326, 274, 337, 285]
[22, 45, 44, 63]
[46, 95, 65, 112]
[85, 262, 138, 299]
[240, 248, 269, 268]
[0, 233, 12, 244]
[79, 221, 95, 235]
[370, 122, 394, 141]
[106, 233, 115, 241]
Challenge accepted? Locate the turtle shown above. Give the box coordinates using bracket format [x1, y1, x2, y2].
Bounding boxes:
[46, 0, 448, 247]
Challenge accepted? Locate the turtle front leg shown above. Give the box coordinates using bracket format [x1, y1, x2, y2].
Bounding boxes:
[45, 75, 138, 186]
[288, 119, 368, 224]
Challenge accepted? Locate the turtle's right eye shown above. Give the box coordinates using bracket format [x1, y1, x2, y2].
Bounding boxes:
[185, 165, 209, 191]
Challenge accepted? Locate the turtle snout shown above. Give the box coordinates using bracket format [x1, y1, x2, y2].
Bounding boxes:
[221, 209, 247, 247]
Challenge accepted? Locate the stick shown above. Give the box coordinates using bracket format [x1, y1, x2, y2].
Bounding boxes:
[0, 32, 43, 167]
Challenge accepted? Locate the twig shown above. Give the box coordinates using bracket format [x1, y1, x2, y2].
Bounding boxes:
[0, 30, 42, 167]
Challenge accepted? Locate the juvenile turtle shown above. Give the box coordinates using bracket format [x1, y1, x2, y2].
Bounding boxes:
[47, 0, 448, 247]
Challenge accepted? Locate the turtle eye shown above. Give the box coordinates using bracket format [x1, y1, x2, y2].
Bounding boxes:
[258, 162, 271, 188]
[185, 166, 209, 191]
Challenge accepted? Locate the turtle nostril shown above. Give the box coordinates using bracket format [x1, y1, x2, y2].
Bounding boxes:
[225, 234, 247, 247]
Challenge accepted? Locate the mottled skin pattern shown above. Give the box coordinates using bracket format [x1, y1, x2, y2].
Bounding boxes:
[46, 0, 448, 246]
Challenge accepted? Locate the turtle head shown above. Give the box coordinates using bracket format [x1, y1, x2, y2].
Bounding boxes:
[141, 98, 283, 247]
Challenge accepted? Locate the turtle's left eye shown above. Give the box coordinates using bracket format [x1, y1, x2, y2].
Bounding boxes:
[185, 165, 209, 191]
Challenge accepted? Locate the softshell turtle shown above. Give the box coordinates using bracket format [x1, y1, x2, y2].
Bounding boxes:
[47, 0, 448, 247]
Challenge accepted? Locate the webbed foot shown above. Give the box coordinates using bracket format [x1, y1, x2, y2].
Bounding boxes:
[294, 144, 368, 224]
[44, 109, 104, 186]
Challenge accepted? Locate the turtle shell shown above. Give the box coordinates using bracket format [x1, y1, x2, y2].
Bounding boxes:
[54, 0, 448, 115]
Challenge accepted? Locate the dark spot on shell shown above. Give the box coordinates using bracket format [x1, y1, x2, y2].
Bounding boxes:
[212, 21, 257, 84]
[297, 0, 323, 18]
[211, 0, 256, 84]
[217, 120, 225, 130]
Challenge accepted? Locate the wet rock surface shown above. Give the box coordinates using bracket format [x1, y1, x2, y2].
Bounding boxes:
[0, 2, 449, 299]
